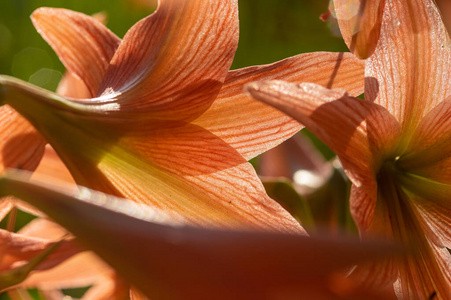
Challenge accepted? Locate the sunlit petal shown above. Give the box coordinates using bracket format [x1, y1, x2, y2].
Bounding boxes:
[332, 0, 386, 58]
[365, 0, 451, 135]
[246, 80, 401, 190]
[0, 106, 45, 173]
[32, 8, 120, 97]
[98, 0, 239, 122]
[0, 230, 81, 274]
[194, 52, 365, 159]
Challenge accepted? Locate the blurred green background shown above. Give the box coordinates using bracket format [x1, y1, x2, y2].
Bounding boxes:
[0, 0, 347, 92]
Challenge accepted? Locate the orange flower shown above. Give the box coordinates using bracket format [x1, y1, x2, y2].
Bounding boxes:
[247, 0, 451, 298]
[0, 0, 364, 230]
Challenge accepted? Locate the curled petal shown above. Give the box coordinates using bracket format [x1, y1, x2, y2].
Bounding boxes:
[32, 8, 120, 97]
[246, 80, 401, 193]
[98, 0, 239, 122]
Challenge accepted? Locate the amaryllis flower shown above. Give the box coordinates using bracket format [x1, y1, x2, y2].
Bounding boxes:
[0, 0, 364, 230]
[247, 0, 451, 298]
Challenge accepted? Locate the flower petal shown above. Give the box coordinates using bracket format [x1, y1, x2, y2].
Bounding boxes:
[97, 0, 239, 121]
[193, 52, 365, 159]
[397, 174, 451, 249]
[365, 0, 451, 134]
[349, 187, 398, 289]
[56, 72, 91, 99]
[81, 275, 129, 300]
[96, 122, 304, 232]
[21, 252, 115, 291]
[399, 97, 451, 182]
[31, 145, 75, 186]
[31, 8, 120, 97]
[0, 173, 402, 299]
[377, 174, 451, 299]
[246, 80, 401, 191]
[0, 200, 13, 221]
[18, 218, 68, 240]
[0, 106, 46, 173]
[332, 0, 386, 59]
[0, 229, 81, 274]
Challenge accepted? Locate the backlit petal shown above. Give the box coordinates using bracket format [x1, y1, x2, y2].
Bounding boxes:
[31, 8, 120, 97]
[0, 200, 12, 221]
[0, 230, 81, 273]
[98, 0, 238, 122]
[400, 97, 451, 178]
[397, 174, 451, 248]
[365, 0, 451, 134]
[349, 187, 398, 290]
[21, 252, 115, 291]
[246, 81, 401, 191]
[377, 174, 451, 299]
[93, 122, 303, 232]
[31, 145, 75, 186]
[333, 0, 386, 59]
[193, 52, 365, 159]
[56, 72, 91, 99]
[0, 106, 45, 173]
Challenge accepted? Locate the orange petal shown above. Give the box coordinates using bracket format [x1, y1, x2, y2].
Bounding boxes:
[31, 145, 75, 186]
[97, 122, 304, 232]
[332, 0, 386, 59]
[365, 0, 451, 135]
[77, 274, 129, 300]
[0, 199, 13, 221]
[31, 8, 120, 97]
[18, 218, 68, 240]
[0, 105, 45, 173]
[0, 173, 402, 299]
[396, 174, 451, 249]
[246, 81, 403, 231]
[349, 188, 398, 289]
[0, 229, 81, 273]
[97, 0, 239, 121]
[376, 173, 451, 299]
[349, 184, 378, 232]
[56, 72, 91, 99]
[193, 52, 365, 159]
[394, 234, 451, 299]
[400, 97, 451, 180]
[21, 252, 115, 290]
[246, 80, 401, 190]
[435, 0, 451, 34]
